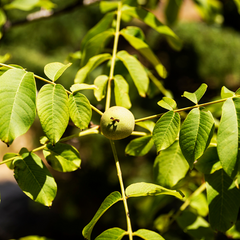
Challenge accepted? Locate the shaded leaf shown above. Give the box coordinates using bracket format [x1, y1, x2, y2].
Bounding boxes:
[179, 108, 215, 168]
[116, 50, 149, 97]
[94, 75, 109, 101]
[133, 229, 164, 240]
[205, 169, 240, 232]
[114, 75, 131, 109]
[121, 5, 182, 50]
[182, 83, 208, 104]
[234, 0, 240, 14]
[68, 92, 92, 130]
[157, 97, 177, 110]
[95, 228, 127, 240]
[0, 69, 36, 145]
[120, 27, 167, 78]
[0, 9, 6, 26]
[125, 136, 154, 156]
[217, 98, 240, 179]
[126, 182, 184, 199]
[154, 140, 189, 188]
[165, 0, 183, 26]
[153, 111, 180, 152]
[44, 62, 72, 82]
[74, 53, 111, 84]
[82, 191, 122, 240]
[14, 149, 57, 207]
[43, 143, 81, 172]
[4, 153, 19, 170]
[37, 84, 69, 145]
[81, 29, 114, 67]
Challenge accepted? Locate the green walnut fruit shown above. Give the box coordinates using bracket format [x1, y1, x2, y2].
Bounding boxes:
[100, 106, 135, 140]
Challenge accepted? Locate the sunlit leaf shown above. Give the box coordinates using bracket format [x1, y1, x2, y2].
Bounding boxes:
[94, 75, 109, 101]
[0, 69, 36, 145]
[153, 111, 180, 152]
[74, 53, 111, 83]
[179, 108, 215, 168]
[68, 92, 92, 130]
[81, 29, 115, 67]
[205, 169, 240, 232]
[37, 84, 69, 145]
[182, 83, 208, 104]
[114, 75, 131, 109]
[120, 27, 167, 78]
[14, 148, 57, 207]
[99, 1, 119, 13]
[44, 62, 72, 82]
[233, 0, 240, 14]
[82, 191, 122, 240]
[221, 86, 235, 98]
[157, 97, 177, 110]
[4, 0, 39, 11]
[125, 136, 154, 156]
[4, 152, 19, 170]
[116, 50, 149, 97]
[95, 228, 127, 240]
[43, 143, 81, 172]
[70, 83, 97, 93]
[121, 5, 182, 50]
[0, 9, 6, 26]
[126, 182, 184, 199]
[154, 140, 189, 188]
[136, 120, 155, 133]
[133, 229, 164, 240]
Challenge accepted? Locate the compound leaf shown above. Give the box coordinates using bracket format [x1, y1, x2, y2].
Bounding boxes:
[94, 75, 109, 101]
[205, 169, 240, 232]
[14, 149, 57, 207]
[95, 228, 127, 240]
[82, 191, 122, 240]
[153, 111, 180, 152]
[0, 69, 36, 145]
[37, 84, 69, 145]
[74, 53, 111, 84]
[125, 136, 154, 156]
[157, 97, 177, 110]
[179, 108, 215, 168]
[154, 140, 189, 188]
[116, 50, 149, 97]
[68, 92, 92, 130]
[114, 74, 131, 109]
[44, 62, 72, 82]
[133, 229, 164, 240]
[126, 182, 184, 199]
[43, 142, 81, 172]
[221, 86, 235, 98]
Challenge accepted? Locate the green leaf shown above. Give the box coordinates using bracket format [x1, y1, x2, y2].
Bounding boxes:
[4, 153, 19, 170]
[37, 84, 69, 145]
[70, 83, 97, 92]
[81, 29, 115, 67]
[0, 9, 6, 26]
[94, 75, 109, 101]
[82, 191, 122, 240]
[116, 50, 149, 97]
[182, 83, 208, 104]
[120, 27, 167, 78]
[165, 0, 183, 26]
[114, 75, 131, 109]
[44, 62, 72, 82]
[221, 86, 235, 98]
[205, 169, 240, 232]
[0, 69, 36, 145]
[81, 12, 115, 50]
[233, 0, 240, 14]
[190, 192, 209, 217]
[133, 229, 164, 240]
[157, 97, 177, 110]
[217, 98, 240, 179]
[68, 92, 92, 130]
[125, 136, 154, 156]
[74, 53, 111, 84]
[154, 140, 189, 188]
[95, 228, 127, 240]
[126, 182, 184, 199]
[13, 149, 57, 207]
[43, 143, 81, 172]
[176, 210, 215, 240]
[153, 111, 180, 152]
[4, 0, 39, 11]
[121, 5, 182, 51]
[99, 1, 119, 13]
[195, 147, 222, 174]
[179, 108, 215, 168]
[136, 121, 155, 133]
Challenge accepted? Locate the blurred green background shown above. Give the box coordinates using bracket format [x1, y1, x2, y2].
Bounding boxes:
[0, 0, 240, 239]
